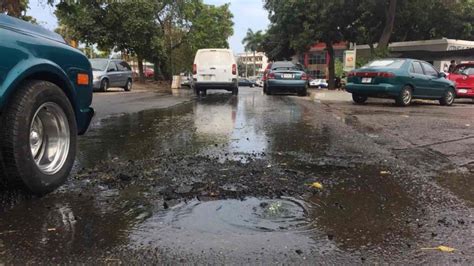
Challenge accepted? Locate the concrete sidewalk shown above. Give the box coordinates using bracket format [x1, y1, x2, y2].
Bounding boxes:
[308, 89, 352, 102]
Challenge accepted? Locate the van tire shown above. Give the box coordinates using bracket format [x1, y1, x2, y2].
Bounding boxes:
[201, 89, 207, 96]
[232, 86, 239, 95]
[0, 80, 77, 195]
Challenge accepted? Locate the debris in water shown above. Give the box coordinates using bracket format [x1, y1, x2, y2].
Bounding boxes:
[421, 245, 456, 253]
[309, 182, 323, 189]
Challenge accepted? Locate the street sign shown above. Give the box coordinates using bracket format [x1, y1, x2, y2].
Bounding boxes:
[344, 50, 356, 72]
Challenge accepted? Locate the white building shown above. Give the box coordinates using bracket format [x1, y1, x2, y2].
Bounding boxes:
[356, 38, 474, 71]
[236, 52, 269, 77]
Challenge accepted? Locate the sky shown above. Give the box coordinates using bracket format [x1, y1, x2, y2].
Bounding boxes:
[26, 0, 270, 53]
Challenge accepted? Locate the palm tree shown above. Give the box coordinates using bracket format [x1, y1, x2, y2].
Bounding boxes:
[242, 29, 264, 77]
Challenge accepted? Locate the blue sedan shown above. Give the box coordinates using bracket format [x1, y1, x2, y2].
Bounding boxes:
[264, 61, 309, 96]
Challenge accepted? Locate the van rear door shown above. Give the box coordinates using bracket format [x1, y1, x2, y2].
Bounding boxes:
[195, 50, 234, 83]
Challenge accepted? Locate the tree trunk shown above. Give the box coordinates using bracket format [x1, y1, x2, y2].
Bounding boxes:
[137, 55, 145, 83]
[378, 0, 397, 50]
[253, 51, 257, 77]
[369, 43, 375, 57]
[326, 42, 335, 90]
[153, 60, 160, 81]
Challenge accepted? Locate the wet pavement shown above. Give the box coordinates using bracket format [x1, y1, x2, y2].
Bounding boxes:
[0, 88, 473, 264]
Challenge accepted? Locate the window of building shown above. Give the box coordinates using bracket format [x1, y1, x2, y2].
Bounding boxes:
[309, 53, 326, 65]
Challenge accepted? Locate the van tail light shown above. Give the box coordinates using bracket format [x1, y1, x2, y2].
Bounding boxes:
[193, 64, 197, 75]
[232, 64, 237, 75]
[268, 72, 276, 79]
[301, 73, 308, 80]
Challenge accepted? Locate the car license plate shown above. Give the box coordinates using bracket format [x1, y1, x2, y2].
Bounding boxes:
[282, 74, 294, 79]
[203, 75, 211, 81]
[458, 89, 468, 93]
[361, 77, 372, 83]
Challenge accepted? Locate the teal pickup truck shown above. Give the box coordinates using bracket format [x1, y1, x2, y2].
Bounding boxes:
[0, 14, 94, 194]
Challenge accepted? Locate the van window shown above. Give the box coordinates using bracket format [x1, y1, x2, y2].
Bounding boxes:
[196, 51, 233, 66]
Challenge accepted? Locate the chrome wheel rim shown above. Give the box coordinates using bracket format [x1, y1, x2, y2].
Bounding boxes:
[446, 91, 454, 104]
[402, 89, 412, 104]
[29, 102, 70, 175]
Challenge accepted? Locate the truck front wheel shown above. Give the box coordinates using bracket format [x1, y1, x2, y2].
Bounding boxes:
[0, 80, 77, 195]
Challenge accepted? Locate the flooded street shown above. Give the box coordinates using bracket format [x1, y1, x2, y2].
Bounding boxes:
[0, 88, 473, 264]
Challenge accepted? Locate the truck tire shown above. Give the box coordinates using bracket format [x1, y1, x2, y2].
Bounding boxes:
[232, 86, 239, 95]
[0, 80, 77, 195]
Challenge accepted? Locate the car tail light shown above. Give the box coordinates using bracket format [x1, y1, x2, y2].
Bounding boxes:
[232, 64, 237, 75]
[348, 72, 355, 77]
[268, 72, 276, 79]
[378, 72, 395, 78]
[301, 73, 309, 80]
[193, 64, 197, 75]
[354, 72, 395, 78]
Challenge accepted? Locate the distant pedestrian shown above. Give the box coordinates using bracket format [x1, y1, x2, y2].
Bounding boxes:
[443, 63, 449, 73]
[448, 60, 457, 73]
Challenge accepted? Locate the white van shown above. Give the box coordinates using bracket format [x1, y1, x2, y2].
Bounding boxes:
[192, 49, 238, 96]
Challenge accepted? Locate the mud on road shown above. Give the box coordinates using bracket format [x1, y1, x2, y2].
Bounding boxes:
[0, 88, 473, 264]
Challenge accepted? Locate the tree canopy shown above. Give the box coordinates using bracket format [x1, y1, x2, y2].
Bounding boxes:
[52, 0, 233, 81]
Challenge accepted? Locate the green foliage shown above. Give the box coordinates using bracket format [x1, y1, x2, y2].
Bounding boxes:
[335, 59, 344, 77]
[54, 0, 233, 80]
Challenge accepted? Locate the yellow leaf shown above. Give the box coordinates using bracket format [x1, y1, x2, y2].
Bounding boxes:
[421, 245, 456, 253]
[310, 182, 323, 189]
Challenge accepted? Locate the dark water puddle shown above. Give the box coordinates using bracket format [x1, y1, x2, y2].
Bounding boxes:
[436, 171, 474, 207]
[308, 165, 417, 251]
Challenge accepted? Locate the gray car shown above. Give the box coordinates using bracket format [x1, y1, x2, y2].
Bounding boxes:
[90, 59, 133, 92]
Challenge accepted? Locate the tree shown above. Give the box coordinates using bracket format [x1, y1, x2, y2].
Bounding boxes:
[264, 0, 359, 89]
[242, 29, 264, 77]
[1, 0, 37, 23]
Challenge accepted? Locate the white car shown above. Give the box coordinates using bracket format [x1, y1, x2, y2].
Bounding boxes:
[255, 76, 264, 87]
[192, 49, 238, 96]
[309, 78, 328, 88]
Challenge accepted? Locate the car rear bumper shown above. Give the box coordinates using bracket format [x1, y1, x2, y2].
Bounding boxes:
[455, 87, 474, 98]
[194, 81, 237, 90]
[77, 107, 94, 135]
[346, 83, 400, 97]
[267, 80, 307, 92]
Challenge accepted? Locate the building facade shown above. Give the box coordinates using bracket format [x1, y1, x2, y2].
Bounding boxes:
[237, 52, 269, 76]
[357, 38, 474, 71]
[294, 42, 348, 79]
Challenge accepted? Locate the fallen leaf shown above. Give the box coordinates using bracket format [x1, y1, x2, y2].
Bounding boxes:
[47, 228, 56, 232]
[309, 182, 323, 189]
[267, 164, 272, 168]
[380, 171, 391, 175]
[421, 245, 456, 253]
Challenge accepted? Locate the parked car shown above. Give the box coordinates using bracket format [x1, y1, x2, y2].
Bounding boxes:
[192, 48, 238, 96]
[0, 14, 94, 194]
[238, 78, 254, 87]
[309, 78, 328, 88]
[346, 59, 456, 106]
[263, 61, 309, 96]
[180, 73, 192, 87]
[90, 59, 133, 92]
[447, 63, 474, 100]
[144, 68, 154, 78]
[255, 75, 264, 87]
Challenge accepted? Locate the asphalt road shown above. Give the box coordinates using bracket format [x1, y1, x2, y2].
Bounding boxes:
[0, 87, 472, 264]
